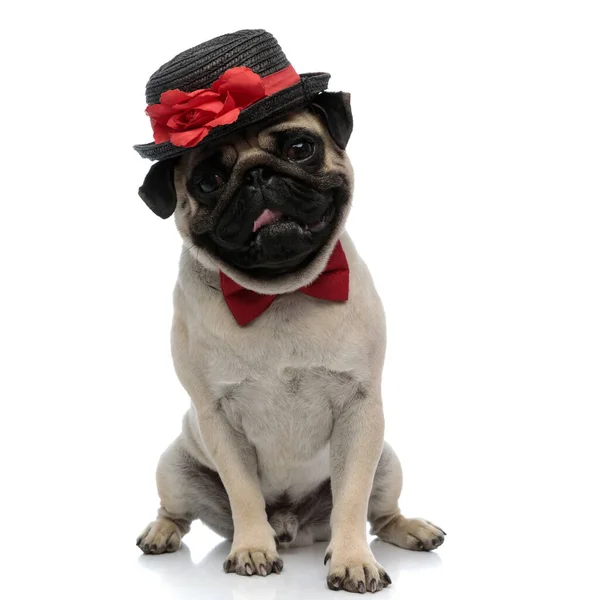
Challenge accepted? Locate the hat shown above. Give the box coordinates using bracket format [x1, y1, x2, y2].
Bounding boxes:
[134, 29, 330, 162]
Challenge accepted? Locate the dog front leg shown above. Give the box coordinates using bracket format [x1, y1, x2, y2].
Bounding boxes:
[195, 402, 282, 576]
[325, 387, 392, 593]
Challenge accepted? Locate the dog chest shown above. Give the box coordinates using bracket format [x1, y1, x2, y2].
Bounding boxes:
[219, 366, 355, 451]
[215, 365, 361, 498]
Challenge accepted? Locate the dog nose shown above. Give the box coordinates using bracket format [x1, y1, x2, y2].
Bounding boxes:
[244, 167, 273, 186]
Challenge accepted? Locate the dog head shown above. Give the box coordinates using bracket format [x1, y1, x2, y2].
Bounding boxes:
[138, 92, 353, 292]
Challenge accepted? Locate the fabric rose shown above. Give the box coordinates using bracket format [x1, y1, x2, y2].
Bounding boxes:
[146, 67, 267, 148]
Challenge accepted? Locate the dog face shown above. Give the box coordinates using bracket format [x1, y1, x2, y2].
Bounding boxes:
[139, 92, 353, 282]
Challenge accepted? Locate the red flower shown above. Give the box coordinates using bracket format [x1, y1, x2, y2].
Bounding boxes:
[146, 67, 267, 148]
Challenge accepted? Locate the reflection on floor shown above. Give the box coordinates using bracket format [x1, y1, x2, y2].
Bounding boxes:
[136, 533, 444, 600]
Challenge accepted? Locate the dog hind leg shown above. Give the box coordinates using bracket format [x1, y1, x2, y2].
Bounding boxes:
[137, 436, 234, 554]
[368, 441, 446, 551]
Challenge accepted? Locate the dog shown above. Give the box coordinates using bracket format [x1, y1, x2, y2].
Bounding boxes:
[135, 90, 445, 593]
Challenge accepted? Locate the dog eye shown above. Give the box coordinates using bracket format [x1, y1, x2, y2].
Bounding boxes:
[198, 173, 225, 193]
[285, 139, 315, 162]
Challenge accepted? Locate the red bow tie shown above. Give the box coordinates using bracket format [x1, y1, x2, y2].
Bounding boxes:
[219, 241, 350, 326]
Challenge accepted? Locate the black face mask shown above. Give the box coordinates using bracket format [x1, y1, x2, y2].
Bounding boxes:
[189, 152, 349, 276]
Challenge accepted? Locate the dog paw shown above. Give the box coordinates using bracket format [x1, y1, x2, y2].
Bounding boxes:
[324, 544, 391, 593]
[223, 548, 283, 576]
[376, 515, 446, 551]
[136, 518, 182, 554]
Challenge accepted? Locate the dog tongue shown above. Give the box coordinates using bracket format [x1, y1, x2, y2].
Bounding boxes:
[253, 209, 283, 232]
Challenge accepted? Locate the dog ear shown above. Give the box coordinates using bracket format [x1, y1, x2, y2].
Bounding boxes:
[138, 158, 178, 219]
[311, 91, 353, 150]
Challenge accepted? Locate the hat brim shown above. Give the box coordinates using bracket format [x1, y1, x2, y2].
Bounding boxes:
[133, 72, 330, 162]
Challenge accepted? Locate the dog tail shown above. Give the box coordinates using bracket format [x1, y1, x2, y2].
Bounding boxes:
[268, 510, 299, 545]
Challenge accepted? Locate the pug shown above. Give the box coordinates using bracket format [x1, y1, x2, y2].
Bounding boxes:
[135, 92, 445, 593]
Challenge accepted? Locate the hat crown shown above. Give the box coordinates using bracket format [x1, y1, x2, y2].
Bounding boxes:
[145, 29, 289, 104]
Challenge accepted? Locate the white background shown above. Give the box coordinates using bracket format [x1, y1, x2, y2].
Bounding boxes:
[1, 1, 599, 598]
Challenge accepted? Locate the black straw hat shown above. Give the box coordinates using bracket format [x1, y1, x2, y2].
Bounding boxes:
[134, 29, 330, 161]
